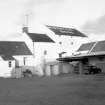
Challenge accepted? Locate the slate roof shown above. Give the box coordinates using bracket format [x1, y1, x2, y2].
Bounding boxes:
[0, 41, 32, 56]
[1, 55, 15, 61]
[46, 25, 87, 37]
[27, 33, 55, 43]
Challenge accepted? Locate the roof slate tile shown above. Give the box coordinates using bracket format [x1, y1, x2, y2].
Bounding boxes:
[0, 41, 32, 56]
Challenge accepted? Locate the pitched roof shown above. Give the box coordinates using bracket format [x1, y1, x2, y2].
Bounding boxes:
[77, 40, 105, 53]
[58, 40, 105, 62]
[1, 55, 15, 61]
[77, 42, 96, 52]
[91, 40, 105, 53]
[0, 41, 32, 56]
[46, 25, 87, 37]
[27, 33, 55, 43]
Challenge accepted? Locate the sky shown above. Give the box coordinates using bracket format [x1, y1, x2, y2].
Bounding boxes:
[0, 0, 105, 59]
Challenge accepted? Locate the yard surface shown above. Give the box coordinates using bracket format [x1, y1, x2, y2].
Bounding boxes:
[0, 74, 105, 105]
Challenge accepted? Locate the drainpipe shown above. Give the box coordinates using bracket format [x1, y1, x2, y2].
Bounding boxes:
[33, 41, 35, 58]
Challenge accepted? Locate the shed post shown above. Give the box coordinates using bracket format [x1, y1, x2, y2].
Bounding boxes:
[79, 61, 83, 75]
[58, 61, 63, 74]
[50, 65, 53, 76]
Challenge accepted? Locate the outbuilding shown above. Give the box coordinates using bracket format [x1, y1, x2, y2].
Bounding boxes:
[58, 40, 105, 74]
[0, 41, 32, 77]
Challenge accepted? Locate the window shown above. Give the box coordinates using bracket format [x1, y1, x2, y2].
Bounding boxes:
[8, 61, 12, 67]
[23, 57, 27, 65]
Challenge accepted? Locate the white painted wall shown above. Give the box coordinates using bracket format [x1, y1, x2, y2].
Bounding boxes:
[14, 55, 33, 66]
[52, 65, 59, 75]
[0, 59, 15, 77]
[45, 65, 51, 76]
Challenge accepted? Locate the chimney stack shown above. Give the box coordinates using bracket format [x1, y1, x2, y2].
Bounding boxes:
[22, 26, 29, 33]
[22, 14, 30, 33]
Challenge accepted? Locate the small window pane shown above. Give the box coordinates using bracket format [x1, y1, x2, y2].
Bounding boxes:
[9, 61, 12, 67]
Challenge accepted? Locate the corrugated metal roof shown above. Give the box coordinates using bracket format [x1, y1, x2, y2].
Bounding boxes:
[0, 41, 32, 56]
[46, 25, 87, 37]
[77, 42, 95, 52]
[91, 40, 105, 53]
[77, 40, 105, 53]
[27, 33, 55, 43]
[58, 40, 105, 62]
[76, 40, 105, 58]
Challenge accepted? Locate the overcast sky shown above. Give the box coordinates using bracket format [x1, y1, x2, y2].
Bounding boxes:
[0, 0, 105, 35]
[0, 0, 105, 58]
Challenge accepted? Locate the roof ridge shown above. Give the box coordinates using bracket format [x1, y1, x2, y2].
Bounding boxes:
[0, 41, 24, 43]
[27, 32, 46, 35]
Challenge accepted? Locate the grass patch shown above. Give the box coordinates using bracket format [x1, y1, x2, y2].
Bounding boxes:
[0, 75, 105, 105]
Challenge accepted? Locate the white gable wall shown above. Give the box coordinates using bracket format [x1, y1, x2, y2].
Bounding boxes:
[14, 55, 33, 66]
[0, 58, 15, 77]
